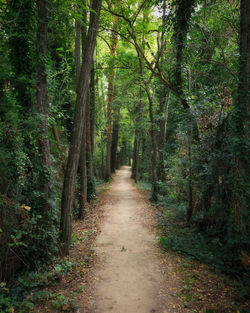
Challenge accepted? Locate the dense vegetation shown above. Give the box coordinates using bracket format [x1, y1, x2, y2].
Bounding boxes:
[0, 0, 249, 311]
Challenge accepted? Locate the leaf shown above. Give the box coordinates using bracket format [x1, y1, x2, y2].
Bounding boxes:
[21, 204, 31, 211]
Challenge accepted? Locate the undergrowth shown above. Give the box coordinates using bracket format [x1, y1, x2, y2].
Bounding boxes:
[0, 258, 77, 312]
[156, 198, 250, 311]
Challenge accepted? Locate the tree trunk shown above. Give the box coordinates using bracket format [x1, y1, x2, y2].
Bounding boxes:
[60, 0, 102, 255]
[79, 124, 87, 219]
[77, 2, 88, 219]
[89, 64, 96, 156]
[36, 0, 50, 199]
[145, 85, 158, 201]
[158, 90, 170, 182]
[101, 130, 105, 179]
[131, 136, 139, 183]
[105, 16, 119, 180]
[111, 108, 120, 173]
[131, 88, 143, 183]
[86, 88, 96, 201]
[75, 19, 81, 83]
[232, 0, 250, 233]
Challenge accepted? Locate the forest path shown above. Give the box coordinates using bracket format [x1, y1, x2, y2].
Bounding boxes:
[88, 166, 182, 313]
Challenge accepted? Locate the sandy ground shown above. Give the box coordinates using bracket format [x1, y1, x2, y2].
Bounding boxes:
[89, 166, 183, 313]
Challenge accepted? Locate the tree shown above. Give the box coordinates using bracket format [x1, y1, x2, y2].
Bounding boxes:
[105, 15, 119, 180]
[60, 0, 102, 255]
[232, 0, 250, 237]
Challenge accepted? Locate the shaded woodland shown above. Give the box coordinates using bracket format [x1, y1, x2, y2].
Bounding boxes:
[0, 0, 249, 311]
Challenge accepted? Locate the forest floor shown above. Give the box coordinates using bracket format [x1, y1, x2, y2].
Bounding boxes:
[35, 166, 244, 313]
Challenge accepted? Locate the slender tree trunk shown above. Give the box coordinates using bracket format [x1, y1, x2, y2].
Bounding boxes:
[145, 85, 158, 201]
[36, 0, 50, 199]
[75, 19, 81, 83]
[77, 4, 88, 219]
[131, 136, 139, 183]
[111, 108, 120, 173]
[79, 124, 87, 219]
[101, 130, 105, 179]
[89, 63, 96, 156]
[157, 1, 169, 183]
[60, 0, 102, 255]
[100, 77, 106, 178]
[105, 16, 119, 180]
[158, 90, 170, 182]
[132, 88, 143, 182]
[105, 72, 113, 180]
[86, 88, 96, 201]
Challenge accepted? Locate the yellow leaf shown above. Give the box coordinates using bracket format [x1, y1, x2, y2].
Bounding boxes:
[21, 204, 31, 211]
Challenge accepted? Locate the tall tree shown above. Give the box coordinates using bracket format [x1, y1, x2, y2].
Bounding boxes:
[105, 15, 119, 180]
[60, 0, 102, 255]
[78, 3, 88, 219]
[110, 106, 120, 173]
[86, 68, 96, 201]
[232, 0, 250, 234]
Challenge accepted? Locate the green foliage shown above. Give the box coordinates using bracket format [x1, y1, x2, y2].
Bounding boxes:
[0, 258, 75, 312]
[0, 0, 75, 289]
[158, 205, 245, 276]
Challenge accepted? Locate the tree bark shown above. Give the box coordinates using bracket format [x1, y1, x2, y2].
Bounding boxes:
[131, 87, 143, 183]
[60, 0, 102, 255]
[131, 136, 139, 183]
[145, 85, 158, 201]
[111, 108, 120, 173]
[105, 16, 119, 180]
[232, 0, 250, 233]
[79, 123, 87, 219]
[75, 19, 81, 83]
[36, 0, 50, 199]
[89, 64, 96, 156]
[158, 90, 170, 182]
[86, 87, 96, 201]
[77, 2, 88, 219]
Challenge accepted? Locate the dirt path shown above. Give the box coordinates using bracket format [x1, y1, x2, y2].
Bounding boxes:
[89, 166, 182, 313]
[34, 166, 242, 313]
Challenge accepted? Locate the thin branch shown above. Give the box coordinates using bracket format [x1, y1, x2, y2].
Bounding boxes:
[99, 27, 135, 46]
[132, 0, 148, 25]
[103, 1, 132, 25]
[98, 34, 112, 49]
